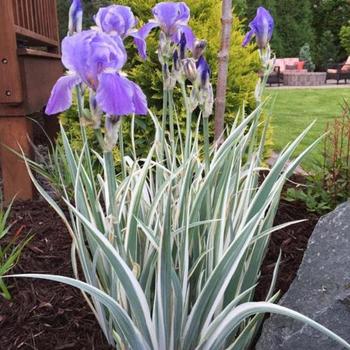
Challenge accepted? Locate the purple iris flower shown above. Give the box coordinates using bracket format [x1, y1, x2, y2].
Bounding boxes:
[138, 2, 195, 56]
[68, 0, 83, 35]
[94, 5, 147, 60]
[242, 7, 274, 49]
[45, 30, 147, 116]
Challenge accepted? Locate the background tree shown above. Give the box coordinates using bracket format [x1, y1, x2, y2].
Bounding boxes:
[339, 24, 350, 56]
[311, 0, 350, 68]
[315, 30, 338, 70]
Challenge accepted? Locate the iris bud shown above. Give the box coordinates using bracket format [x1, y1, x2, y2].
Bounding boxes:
[89, 91, 102, 129]
[104, 115, 121, 152]
[182, 58, 197, 82]
[173, 49, 180, 72]
[68, 0, 83, 35]
[180, 32, 187, 59]
[192, 40, 207, 60]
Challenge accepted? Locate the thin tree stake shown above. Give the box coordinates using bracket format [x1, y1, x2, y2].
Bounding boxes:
[214, 0, 233, 145]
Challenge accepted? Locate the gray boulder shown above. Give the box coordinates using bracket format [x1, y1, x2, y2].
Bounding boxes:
[256, 202, 350, 350]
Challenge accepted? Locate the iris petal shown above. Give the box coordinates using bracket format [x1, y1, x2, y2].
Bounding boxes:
[153, 3, 179, 32]
[61, 32, 90, 74]
[130, 81, 148, 115]
[138, 21, 159, 40]
[242, 29, 254, 47]
[178, 25, 195, 50]
[245, 6, 274, 49]
[97, 73, 144, 116]
[130, 31, 147, 60]
[136, 22, 159, 58]
[96, 73, 147, 116]
[45, 74, 81, 115]
[176, 2, 190, 23]
[94, 5, 136, 37]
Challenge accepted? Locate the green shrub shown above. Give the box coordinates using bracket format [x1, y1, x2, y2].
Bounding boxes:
[311, 0, 350, 66]
[0, 202, 31, 300]
[314, 30, 337, 70]
[286, 101, 350, 215]
[299, 43, 315, 72]
[59, 1, 270, 161]
[340, 24, 350, 56]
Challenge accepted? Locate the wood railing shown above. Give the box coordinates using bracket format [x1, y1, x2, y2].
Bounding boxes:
[13, 0, 60, 49]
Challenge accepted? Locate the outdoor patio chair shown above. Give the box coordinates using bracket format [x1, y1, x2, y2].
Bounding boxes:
[326, 57, 350, 84]
[267, 66, 283, 86]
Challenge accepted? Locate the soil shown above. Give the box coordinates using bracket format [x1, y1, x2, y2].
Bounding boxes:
[0, 181, 320, 350]
[0, 201, 112, 350]
[255, 198, 319, 301]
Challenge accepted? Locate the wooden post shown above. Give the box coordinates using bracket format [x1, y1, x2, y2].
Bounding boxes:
[0, 117, 34, 204]
[0, 0, 23, 104]
[214, 0, 233, 145]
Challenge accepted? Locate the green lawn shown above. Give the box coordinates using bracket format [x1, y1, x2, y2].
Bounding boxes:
[266, 87, 350, 169]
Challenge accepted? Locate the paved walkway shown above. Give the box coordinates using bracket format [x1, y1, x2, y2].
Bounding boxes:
[267, 79, 350, 90]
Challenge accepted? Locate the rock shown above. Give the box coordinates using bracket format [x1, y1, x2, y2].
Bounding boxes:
[267, 151, 309, 176]
[256, 202, 350, 350]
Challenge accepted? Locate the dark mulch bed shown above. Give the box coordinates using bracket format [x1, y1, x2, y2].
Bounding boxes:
[0, 201, 112, 350]
[0, 181, 320, 349]
[255, 198, 319, 300]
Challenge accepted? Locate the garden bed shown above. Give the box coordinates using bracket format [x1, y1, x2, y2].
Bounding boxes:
[0, 190, 319, 349]
[0, 201, 112, 350]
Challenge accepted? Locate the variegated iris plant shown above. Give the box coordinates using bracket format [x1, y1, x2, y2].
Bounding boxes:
[9, 2, 350, 350]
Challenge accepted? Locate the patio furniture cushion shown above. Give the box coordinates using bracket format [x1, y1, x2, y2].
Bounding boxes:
[339, 56, 350, 71]
[274, 58, 299, 73]
[327, 68, 338, 74]
[297, 61, 305, 70]
[341, 64, 350, 72]
[286, 64, 297, 70]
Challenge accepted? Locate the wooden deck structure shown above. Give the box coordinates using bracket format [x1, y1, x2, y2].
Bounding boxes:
[0, 0, 63, 204]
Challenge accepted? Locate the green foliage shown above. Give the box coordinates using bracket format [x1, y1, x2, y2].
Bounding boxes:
[299, 43, 315, 72]
[314, 30, 337, 70]
[0, 202, 31, 300]
[311, 0, 350, 68]
[340, 24, 350, 56]
[22, 97, 350, 350]
[285, 101, 350, 215]
[286, 184, 332, 214]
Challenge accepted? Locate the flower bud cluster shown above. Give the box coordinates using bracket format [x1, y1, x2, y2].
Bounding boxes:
[164, 39, 213, 118]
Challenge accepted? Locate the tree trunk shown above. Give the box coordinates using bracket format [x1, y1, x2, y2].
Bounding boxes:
[214, 0, 233, 145]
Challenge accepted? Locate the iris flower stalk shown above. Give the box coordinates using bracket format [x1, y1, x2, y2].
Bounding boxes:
[242, 6, 274, 104]
[140, 2, 196, 161]
[242, 6, 275, 163]
[45, 27, 147, 253]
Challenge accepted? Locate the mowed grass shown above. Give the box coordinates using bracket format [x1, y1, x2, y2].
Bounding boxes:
[265, 87, 350, 169]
